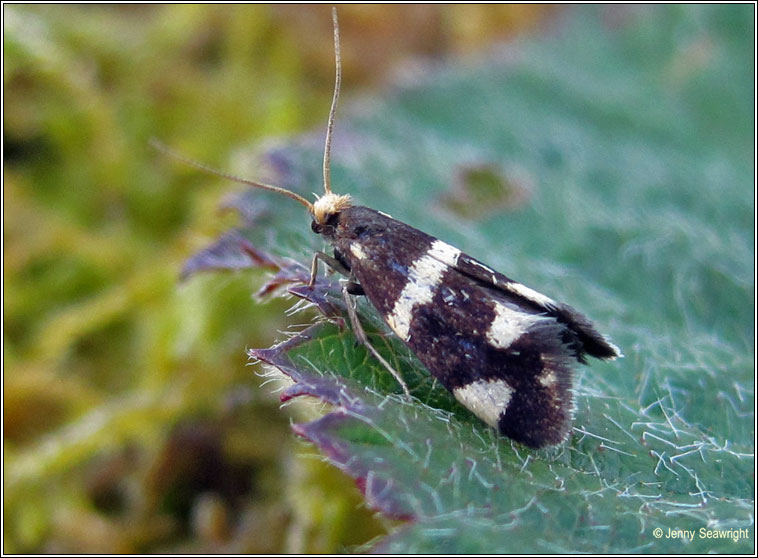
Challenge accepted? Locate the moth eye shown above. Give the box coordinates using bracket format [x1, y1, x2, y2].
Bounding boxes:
[311, 220, 323, 234]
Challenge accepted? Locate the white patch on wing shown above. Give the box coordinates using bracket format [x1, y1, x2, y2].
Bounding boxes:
[427, 240, 461, 267]
[469, 258, 494, 274]
[350, 243, 367, 260]
[505, 282, 556, 308]
[486, 301, 548, 349]
[453, 379, 514, 427]
[538, 369, 558, 389]
[602, 339, 624, 360]
[386, 242, 453, 340]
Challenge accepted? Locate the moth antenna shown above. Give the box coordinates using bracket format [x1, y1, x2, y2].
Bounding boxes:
[150, 138, 314, 213]
[322, 7, 341, 196]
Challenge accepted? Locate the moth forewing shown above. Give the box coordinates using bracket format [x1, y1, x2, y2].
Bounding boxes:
[322, 206, 618, 448]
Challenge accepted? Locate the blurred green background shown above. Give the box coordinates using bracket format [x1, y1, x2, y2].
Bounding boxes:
[4, 4, 560, 553]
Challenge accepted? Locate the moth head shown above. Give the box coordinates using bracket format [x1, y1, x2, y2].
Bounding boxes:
[310, 192, 353, 233]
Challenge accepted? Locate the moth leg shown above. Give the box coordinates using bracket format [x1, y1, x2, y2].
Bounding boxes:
[309, 251, 350, 287]
[341, 282, 411, 399]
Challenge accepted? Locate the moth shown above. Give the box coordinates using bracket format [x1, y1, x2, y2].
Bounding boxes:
[166, 9, 621, 448]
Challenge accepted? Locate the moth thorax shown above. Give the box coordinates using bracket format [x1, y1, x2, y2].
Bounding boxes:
[312, 192, 353, 224]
